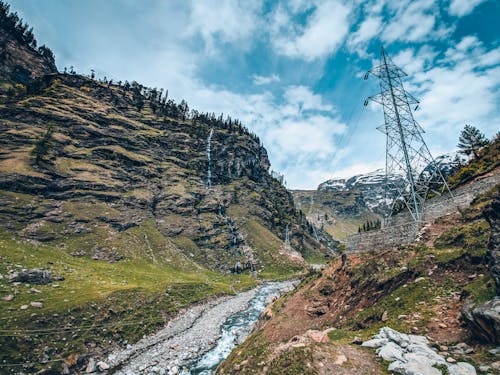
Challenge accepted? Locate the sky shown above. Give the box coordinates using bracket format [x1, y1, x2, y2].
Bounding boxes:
[8, 0, 500, 189]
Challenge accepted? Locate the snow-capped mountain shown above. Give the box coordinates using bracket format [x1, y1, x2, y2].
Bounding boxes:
[317, 153, 463, 213]
[318, 169, 403, 212]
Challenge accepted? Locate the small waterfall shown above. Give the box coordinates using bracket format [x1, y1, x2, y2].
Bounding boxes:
[284, 224, 290, 250]
[206, 128, 214, 189]
[225, 216, 238, 246]
[311, 224, 320, 242]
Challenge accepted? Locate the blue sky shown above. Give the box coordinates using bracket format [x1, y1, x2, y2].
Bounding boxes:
[9, 0, 500, 188]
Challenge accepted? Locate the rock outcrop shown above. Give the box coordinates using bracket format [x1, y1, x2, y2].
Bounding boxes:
[9, 268, 53, 284]
[483, 196, 500, 293]
[461, 297, 500, 344]
[363, 327, 477, 375]
[460, 195, 500, 344]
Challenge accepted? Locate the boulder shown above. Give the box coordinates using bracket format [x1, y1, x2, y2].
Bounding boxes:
[365, 327, 476, 375]
[362, 338, 388, 348]
[388, 360, 442, 375]
[305, 329, 329, 343]
[86, 358, 97, 373]
[461, 297, 500, 344]
[96, 361, 109, 371]
[448, 362, 477, 375]
[377, 342, 405, 362]
[10, 268, 52, 285]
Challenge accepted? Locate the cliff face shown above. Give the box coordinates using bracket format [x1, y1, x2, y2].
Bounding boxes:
[0, 71, 326, 274]
[0, 27, 57, 84]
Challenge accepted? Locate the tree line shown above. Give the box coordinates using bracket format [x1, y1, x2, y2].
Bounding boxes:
[71, 71, 263, 145]
[0, 0, 55, 64]
[358, 219, 382, 233]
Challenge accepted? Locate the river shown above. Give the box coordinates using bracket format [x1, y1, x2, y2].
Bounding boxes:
[107, 280, 296, 374]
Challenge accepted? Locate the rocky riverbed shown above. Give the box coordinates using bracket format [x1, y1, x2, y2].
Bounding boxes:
[107, 280, 296, 374]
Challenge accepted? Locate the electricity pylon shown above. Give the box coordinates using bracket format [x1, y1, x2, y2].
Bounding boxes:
[364, 47, 451, 222]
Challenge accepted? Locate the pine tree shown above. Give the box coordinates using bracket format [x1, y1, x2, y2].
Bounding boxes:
[31, 123, 54, 164]
[458, 125, 489, 158]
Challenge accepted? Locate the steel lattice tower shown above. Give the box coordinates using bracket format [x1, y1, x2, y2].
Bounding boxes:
[364, 47, 451, 222]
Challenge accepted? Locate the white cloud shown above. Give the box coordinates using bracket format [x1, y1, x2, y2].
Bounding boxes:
[174, 82, 346, 189]
[392, 46, 437, 75]
[329, 160, 385, 180]
[379, 0, 454, 43]
[448, 0, 486, 17]
[271, 0, 352, 61]
[407, 38, 500, 143]
[383, 0, 436, 42]
[284, 85, 334, 112]
[252, 74, 281, 85]
[186, 0, 262, 51]
[347, 16, 383, 53]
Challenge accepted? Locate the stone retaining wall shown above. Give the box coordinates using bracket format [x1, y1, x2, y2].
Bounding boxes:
[345, 172, 499, 254]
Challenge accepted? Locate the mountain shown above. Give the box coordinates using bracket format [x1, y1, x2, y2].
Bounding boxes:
[318, 168, 402, 213]
[292, 170, 392, 240]
[0, 7, 331, 372]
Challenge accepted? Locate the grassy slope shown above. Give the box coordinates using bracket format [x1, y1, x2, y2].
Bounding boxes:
[292, 189, 381, 240]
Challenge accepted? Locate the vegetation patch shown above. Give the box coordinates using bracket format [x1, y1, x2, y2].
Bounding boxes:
[267, 346, 317, 375]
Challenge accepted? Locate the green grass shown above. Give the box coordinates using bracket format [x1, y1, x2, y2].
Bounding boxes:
[327, 328, 354, 342]
[244, 218, 304, 280]
[267, 346, 317, 375]
[447, 139, 499, 188]
[344, 277, 443, 336]
[464, 274, 496, 304]
[434, 220, 490, 258]
[0, 230, 258, 373]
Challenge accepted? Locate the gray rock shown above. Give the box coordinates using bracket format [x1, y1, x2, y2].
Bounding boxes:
[367, 327, 476, 375]
[388, 360, 442, 375]
[462, 297, 500, 344]
[448, 362, 477, 375]
[10, 268, 52, 285]
[488, 347, 500, 356]
[97, 361, 109, 371]
[483, 196, 500, 293]
[478, 365, 490, 373]
[405, 343, 446, 365]
[86, 358, 97, 373]
[362, 338, 388, 348]
[377, 342, 405, 362]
